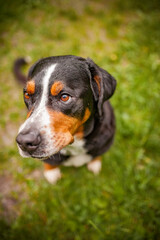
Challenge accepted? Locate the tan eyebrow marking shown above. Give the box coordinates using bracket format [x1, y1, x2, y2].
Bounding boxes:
[26, 80, 35, 95]
[51, 81, 64, 96]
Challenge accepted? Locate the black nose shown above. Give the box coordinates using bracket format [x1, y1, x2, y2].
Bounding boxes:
[16, 129, 41, 153]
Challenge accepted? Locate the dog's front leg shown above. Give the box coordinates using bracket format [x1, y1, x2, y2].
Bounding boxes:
[44, 163, 62, 184]
[87, 157, 102, 175]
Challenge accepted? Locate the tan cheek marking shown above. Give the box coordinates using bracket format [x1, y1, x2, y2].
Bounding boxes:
[48, 108, 91, 145]
[26, 80, 35, 95]
[48, 110, 81, 135]
[48, 110, 82, 148]
[49, 108, 90, 135]
[51, 81, 64, 96]
[94, 75, 101, 94]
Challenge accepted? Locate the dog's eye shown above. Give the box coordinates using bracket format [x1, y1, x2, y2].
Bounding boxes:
[24, 92, 30, 99]
[60, 94, 71, 102]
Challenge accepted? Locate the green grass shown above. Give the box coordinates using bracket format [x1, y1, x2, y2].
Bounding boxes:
[0, 0, 160, 239]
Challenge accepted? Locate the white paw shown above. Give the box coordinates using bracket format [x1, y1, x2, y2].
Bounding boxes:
[44, 168, 62, 184]
[87, 159, 101, 175]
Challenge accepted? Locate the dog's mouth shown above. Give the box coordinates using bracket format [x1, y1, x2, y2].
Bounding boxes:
[18, 145, 67, 165]
[41, 152, 67, 166]
[30, 153, 60, 161]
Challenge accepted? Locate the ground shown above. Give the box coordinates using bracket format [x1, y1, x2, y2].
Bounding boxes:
[0, 0, 160, 239]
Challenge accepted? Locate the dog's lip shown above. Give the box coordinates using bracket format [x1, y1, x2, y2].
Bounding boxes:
[30, 141, 74, 160]
[28, 154, 50, 160]
[31, 153, 58, 161]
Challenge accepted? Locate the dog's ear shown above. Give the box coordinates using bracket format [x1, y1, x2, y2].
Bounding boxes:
[86, 58, 117, 117]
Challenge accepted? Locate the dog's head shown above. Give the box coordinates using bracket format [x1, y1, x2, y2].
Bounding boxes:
[16, 55, 116, 160]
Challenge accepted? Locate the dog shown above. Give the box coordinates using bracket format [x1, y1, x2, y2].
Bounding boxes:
[14, 55, 116, 184]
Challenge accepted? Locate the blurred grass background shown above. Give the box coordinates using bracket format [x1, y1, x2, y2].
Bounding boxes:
[0, 0, 160, 239]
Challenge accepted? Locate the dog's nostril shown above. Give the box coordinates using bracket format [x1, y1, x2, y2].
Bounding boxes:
[16, 130, 41, 153]
[26, 142, 34, 147]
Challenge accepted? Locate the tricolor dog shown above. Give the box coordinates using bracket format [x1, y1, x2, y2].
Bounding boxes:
[15, 55, 116, 183]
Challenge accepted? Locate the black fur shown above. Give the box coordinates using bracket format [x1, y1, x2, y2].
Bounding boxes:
[14, 55, 116, 165]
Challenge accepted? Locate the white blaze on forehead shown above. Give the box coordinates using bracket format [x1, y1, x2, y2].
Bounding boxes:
[39, 64, 57, 109]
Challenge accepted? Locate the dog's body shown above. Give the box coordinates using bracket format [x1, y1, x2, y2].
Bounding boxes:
[15, 55, 116, 183]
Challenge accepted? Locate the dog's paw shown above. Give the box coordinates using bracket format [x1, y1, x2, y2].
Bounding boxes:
[44, 168, 62, 184]
[87, 158, 101, 175]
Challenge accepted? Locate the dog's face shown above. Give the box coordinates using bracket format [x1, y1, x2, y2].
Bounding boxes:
[16, 56, 116, 160]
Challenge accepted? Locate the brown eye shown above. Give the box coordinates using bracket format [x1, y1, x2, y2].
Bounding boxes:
[60, 94, 71, 102]
[24, 92, 30, 99]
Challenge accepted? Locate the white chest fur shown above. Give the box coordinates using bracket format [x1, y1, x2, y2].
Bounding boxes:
[60, 138, 92, 167]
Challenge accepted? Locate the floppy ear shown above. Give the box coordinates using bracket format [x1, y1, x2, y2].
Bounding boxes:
[86, 58, 117, 117]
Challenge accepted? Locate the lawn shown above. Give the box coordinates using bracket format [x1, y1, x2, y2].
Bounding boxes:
[0, 0, 160, 239]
